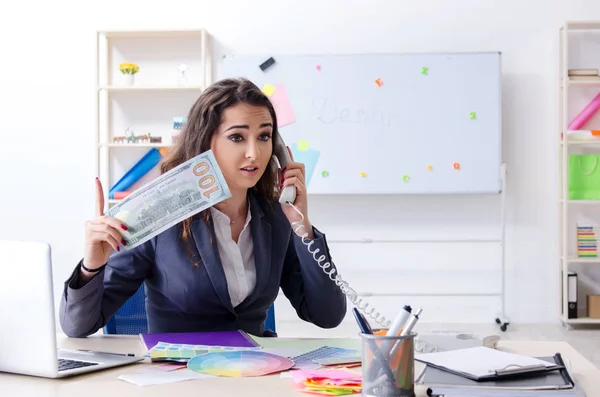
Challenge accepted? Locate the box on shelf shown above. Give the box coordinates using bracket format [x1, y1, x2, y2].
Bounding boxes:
[587, 295, 600, 318]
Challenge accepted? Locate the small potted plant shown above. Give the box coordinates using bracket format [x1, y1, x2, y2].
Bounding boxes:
[119, 62, 140, 86]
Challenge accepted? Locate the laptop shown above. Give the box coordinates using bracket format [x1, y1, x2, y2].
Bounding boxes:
[0, 240, 143, 378]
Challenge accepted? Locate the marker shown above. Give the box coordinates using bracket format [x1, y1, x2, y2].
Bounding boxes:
[400, 307, 422, 337]
[389, 308, 423, 358]
[381, 305, 412, 355]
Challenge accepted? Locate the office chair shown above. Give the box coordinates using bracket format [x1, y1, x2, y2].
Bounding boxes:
[103, 284, 148, 335]
[104, 285, 277, 335]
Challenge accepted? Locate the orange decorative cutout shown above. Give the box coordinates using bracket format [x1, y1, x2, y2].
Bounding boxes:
[375, 78, 383, 87]
[453, 162, 460, 170]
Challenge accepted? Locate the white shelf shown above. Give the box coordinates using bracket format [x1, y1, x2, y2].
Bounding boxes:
[565, 140, 600, 146]
[96, 29, 212, 213]
[558, 21, 600, 328]
[100, 143, 171, 148]
[563, 317, 600, 324]
[564, 200, 600, 204]
[563, 256, 600, 263]
[99, 29, 206, 39]
[98, 85, 204, 92]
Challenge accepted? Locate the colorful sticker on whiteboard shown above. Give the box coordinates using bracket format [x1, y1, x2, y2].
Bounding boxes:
[291, 143, 320, 187]
[269, 84, 296, 128]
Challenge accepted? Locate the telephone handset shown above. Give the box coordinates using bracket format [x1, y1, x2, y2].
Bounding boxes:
[272, 135, 297, 205]
[272, 132, 391, 329]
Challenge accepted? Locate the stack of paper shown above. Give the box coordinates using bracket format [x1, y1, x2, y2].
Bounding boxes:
[577, 225, 598, 257]
[290, 369, 362, 396]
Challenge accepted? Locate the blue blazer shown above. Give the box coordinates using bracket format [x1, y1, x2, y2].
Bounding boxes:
[59, 191, 347, 338]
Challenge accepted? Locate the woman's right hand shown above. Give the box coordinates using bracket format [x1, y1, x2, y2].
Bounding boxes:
[82, 178, 128, 272]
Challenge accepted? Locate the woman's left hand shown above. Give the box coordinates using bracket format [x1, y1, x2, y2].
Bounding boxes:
[280, 146, 314, 239]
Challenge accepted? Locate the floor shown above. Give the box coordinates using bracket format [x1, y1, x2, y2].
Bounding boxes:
[276, 320, 600, 368]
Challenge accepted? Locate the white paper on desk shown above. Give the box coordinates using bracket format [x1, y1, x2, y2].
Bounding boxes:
[261, 348, 301, 358]
[118, 369, 213, 386]
[415, 346, 557, 379]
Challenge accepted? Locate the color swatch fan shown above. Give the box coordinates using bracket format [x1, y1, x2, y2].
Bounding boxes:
[187, 351, 294, 377]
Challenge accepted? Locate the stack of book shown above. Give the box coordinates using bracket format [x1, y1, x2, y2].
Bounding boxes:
[568, 69, 600, 81]
[577, 225, 598, 257]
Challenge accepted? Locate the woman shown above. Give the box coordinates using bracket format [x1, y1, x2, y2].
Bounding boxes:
[59, 78, 347, 338]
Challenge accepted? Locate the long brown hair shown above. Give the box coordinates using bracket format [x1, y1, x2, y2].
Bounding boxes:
[160, 77, 280, 265]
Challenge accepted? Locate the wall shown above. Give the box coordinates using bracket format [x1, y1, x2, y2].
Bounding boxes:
[1, 0, 600, 332]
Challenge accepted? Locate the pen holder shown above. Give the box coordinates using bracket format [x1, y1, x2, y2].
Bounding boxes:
[360, 331, 416, 397]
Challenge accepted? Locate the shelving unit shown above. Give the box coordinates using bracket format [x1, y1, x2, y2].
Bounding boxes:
[95, 29, 212, 208]
[559, 21, 600, 327]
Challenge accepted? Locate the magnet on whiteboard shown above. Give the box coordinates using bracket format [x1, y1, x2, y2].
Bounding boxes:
[427, 165, 433, 171]
[453, 162, 460, 170]
[360, 171, 367, 177]
[470, 111, 476, 120]
[375, 78, 383, 87]
[402, 174, 410, 182]
[421, 66, 429, 75]
[259, 57, 276, 71]
[321, 170, 329, 177]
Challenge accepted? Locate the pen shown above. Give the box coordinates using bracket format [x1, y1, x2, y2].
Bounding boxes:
[381, 305, 412, 355]
[76, 349, 136, 357]
[352, 308, 373, 334]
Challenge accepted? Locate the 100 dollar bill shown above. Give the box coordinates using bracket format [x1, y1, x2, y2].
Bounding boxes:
[106, 149, 231, 250]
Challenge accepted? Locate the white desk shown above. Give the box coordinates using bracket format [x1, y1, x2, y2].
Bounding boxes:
[1, 335, 597, 397]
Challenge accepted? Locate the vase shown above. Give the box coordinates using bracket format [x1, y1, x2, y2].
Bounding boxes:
[123, 74, 135, 86]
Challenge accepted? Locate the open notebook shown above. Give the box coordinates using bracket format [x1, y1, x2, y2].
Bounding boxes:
[414, 346, 563, 381]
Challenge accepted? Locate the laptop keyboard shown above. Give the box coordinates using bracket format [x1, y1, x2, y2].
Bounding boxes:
[58, 358, 99, 372]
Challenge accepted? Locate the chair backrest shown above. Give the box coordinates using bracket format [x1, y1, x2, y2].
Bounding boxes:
[104, 285, 276, 335]
[103, 284, 148, 335]
[265, 304, 276, 333]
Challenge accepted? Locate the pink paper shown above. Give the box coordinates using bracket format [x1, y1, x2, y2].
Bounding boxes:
[569, 93, 600, 130]
[290, 369, 361, 384]
[270, 84, 296, 128]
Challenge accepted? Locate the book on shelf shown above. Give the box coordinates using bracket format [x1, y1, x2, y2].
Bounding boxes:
[568, 68, 599, 76]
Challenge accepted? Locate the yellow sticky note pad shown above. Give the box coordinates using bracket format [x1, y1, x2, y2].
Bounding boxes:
[262, 83, 276, 97]
[298, 140, 309, 151]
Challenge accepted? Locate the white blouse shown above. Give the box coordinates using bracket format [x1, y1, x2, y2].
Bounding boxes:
[209, 203, 256, 307]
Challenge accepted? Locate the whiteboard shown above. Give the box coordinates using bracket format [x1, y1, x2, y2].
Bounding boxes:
[223, 52, 503, 194]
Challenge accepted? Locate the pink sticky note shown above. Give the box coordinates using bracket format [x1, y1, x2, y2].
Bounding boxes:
[269, 84, 296, 128]
[290, 369, 361, 384]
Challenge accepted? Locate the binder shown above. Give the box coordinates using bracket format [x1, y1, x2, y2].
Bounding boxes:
[568, 271, 578, 319]
[414, 347, 564, 382]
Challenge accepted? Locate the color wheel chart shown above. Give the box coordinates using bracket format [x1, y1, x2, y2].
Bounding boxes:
[187, 351, 294, 377]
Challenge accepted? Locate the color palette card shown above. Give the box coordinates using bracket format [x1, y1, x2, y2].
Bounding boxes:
[149, 341, 262, 360]
[187, 350, 294, 377]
